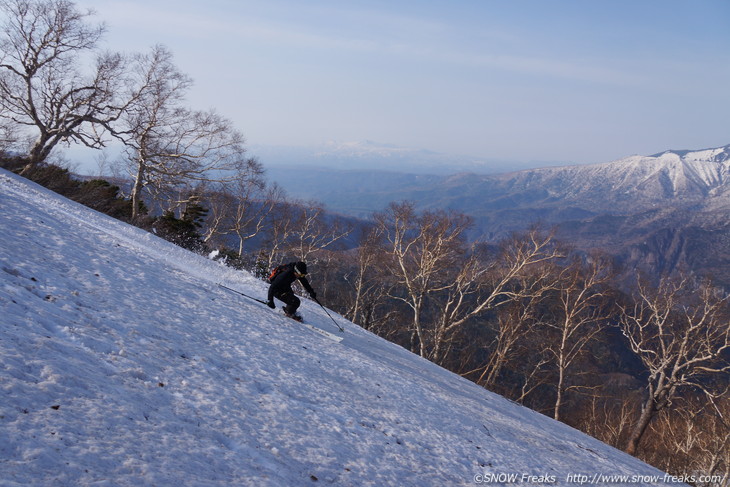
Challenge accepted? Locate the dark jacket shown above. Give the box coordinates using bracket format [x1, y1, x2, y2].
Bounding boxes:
[268, 262, 315, 302]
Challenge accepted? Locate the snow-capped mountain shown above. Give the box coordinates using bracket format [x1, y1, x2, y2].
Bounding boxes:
[0, 168, 677, 485]
[478, 144, 730, 209]
[425, 145, 730, 280]
[651, 146, 730, 163]
[261, 143, 730, 220]
[257, 143, 730, 285]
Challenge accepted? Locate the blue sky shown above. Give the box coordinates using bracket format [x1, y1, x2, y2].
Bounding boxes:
[76, 0, 729, 166]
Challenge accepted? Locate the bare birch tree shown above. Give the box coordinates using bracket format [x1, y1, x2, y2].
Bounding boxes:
[201, 161, 274, 256]
[288, 200, 352, 262]
[578, 395, 638, 450]
[114, 45, 252, 218]
[467, 285, 547, 389]
[544, 255, 614, 421]
[619, 274, 730, 456]
[260, 197, 298, 271]
[433, 230, 562, 365]
[0, 0, 126, 172]
[226, 178, 277, 256]
[375, 201, 564, 363]
[342, 224, 394, 332]
[115, 44, 190, 217]
[0, 104, 19, 153]
[649, 398, 730, 486]
[375, 201, 472, 357]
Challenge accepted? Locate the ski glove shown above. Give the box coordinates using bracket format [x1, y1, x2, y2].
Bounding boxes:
[267, 300, 275, 309]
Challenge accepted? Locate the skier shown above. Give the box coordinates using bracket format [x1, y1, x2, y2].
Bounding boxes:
[267, 261, 317, 320]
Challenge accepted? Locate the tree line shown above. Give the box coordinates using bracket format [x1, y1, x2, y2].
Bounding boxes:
[1, 1, 728, 484]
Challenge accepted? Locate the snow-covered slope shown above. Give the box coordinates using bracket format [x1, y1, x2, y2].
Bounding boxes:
[0, 169, 678, 486]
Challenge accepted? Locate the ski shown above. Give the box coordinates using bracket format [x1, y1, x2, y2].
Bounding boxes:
[299, 323, 344, 343]
[282, 313, 344, 343]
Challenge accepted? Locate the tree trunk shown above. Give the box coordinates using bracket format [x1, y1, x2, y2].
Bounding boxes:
[131, 159, 145, 219]
[626, 396, 655, 456]
[19, 137, 52, 175]
[554, 366, 565, 422]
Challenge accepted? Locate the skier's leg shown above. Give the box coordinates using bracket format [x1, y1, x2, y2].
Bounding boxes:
[278, 292, 301, 316]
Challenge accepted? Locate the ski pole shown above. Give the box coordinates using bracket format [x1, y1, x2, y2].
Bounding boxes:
[313, 296, 345, 332]
[218, 283, 268, 305]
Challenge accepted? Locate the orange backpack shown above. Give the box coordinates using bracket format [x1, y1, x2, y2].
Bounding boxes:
[268, 264, 287, 283]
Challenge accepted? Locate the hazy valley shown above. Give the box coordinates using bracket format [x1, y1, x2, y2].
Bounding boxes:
[268, 144, 730, 286]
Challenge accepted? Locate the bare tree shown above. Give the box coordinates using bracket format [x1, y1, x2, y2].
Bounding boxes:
[0, 0, 126, 172]
[544, 255, 614, 421]
[227, 175, 275, 256]
[0, 105, 19, 153]
[114, 45, 251, 218]
[619, 274, 730, 456]
[467, 284, 547, 389]
[202, 161, 273, 255]
[436, 229, 563, 366]
[201, 189, 233, 246]
[342, 224, 394, 332]
[578, 395, 638, 450]
[645, 397, 730, 486]
[260, 197, 298, 271]
[115, 44, 190, 217]
[374, 201, 564, 364]
[288, 200, 352, 262]
[344, 226, 379, 325]
[375, 201, 472, 357]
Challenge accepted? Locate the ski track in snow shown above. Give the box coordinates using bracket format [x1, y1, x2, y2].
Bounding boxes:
[0, 169, 681, 486]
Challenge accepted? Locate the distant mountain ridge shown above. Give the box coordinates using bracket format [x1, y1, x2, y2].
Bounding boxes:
[270, 143, 730, 223]
[256, 140, 552, 175]
[266, 143, 730, 285]
[411, 144, 730, 283]
[651, 145, 730, 161]
[442, 144, 730, 215]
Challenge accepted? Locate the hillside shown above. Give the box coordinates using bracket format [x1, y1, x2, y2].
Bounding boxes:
[263, 145, 730, 221]
[264, 145, 730, 283]
[458, 144, 730, 215]
[0, 168, 680, 486]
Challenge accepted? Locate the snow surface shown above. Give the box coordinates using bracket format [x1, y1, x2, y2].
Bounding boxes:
[0, 168, 682, 486]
